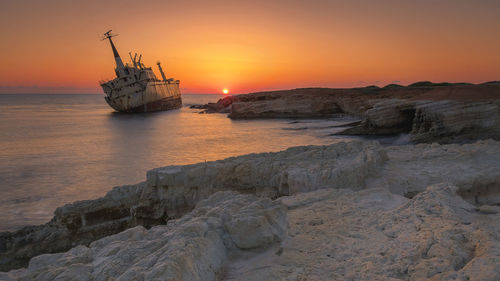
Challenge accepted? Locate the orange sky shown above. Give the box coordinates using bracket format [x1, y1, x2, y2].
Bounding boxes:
[0, 0, 499, 94]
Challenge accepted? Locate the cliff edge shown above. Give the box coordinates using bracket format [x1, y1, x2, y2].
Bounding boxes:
[200, 82, 500, 143]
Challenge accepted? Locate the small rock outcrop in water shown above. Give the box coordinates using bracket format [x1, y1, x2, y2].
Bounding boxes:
[1, 140, 499, 278]
[202, 83, 500, 143]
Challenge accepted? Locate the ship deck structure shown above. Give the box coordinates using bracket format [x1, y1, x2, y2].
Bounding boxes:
[100, 30, 182, 113]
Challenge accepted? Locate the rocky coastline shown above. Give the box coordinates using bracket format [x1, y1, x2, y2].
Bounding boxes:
[1, 139, 499, 280]
[1, 82, 499, 280]
[198, 82, 500, 143]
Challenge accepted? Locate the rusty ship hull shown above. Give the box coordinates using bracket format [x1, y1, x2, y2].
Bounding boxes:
[100, 30, 182, 113]
[104, 81, 182, 113]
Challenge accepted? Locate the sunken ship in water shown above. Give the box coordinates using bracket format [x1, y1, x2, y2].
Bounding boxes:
[100, 30, 182, 112]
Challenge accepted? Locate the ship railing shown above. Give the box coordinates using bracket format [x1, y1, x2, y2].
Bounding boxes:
[99, 77, 115, 84]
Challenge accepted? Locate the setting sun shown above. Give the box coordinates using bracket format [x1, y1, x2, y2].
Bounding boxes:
[222, 89, 229, 94]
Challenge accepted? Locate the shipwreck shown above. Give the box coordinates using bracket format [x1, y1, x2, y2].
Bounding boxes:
[100, 30, 182, 113]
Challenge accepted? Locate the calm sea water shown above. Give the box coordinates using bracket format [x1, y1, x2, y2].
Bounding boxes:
[0, 94, 355, 231]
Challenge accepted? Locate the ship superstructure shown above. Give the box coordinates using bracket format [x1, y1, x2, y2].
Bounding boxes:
[100, 30, 182, 112]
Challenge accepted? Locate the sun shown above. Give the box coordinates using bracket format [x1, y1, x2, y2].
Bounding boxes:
[222, 89, 229, 95]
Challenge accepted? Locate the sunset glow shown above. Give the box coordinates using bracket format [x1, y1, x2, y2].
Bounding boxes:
[223, 89, 229, 95]
[0, 0, 499, 94]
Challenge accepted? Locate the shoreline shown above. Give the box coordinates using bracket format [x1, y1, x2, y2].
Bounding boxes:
[1, 82, 499, 279]
[1, 140, 499, 279]
[198, 82, 500, 144]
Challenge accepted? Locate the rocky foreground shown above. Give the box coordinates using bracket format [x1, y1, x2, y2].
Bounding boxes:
[1, 140, 499, 280]
[200, 82, 500, 143]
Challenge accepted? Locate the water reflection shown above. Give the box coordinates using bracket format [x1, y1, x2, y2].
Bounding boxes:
[0, 94, 347, 231]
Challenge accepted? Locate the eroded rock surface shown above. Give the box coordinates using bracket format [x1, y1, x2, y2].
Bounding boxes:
[4, 183, 500, 280]
[340, 99, 500, 143]
[1, 140, 499, 276]
[201, 83, 500, 143]
[410, 100, 500, 143]
[0, 141, 386, 271]
[0, 183, 144, 272]
[221, 183, 500, 281]
[367, 140, 500, 203]
[0, 192, 287, 281]
[143, 140, 386, 219]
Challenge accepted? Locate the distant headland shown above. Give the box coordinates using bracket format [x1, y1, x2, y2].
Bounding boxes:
[197, 81, 500, 143]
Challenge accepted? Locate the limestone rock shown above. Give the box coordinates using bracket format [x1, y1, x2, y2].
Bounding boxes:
[143, 140, 387, 220]
[410, 100, 500, 143]
[2, 140, 499, 274]
[478, 205, 500, 214]
[220, 184, 500, 281]
[0, 141, 385, 271]
[338, 99, 500, 143]
[0, 192, 287, 281]
[199, 83, 500, 143]
[229, 93, 342, 118]
[9, 183, 500, 281]
[366, 140, 500, 204]
[0, 183, 145, 272]
[338, 99, 425, 135]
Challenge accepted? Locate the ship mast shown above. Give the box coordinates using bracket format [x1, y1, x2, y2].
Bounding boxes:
[103, 30, 125, 75]
[157, 62, 168, 82]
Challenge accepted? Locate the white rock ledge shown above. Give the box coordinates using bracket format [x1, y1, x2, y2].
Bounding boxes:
[1, 192, 287, 281]
[4, 183, 500, 280]
[1, 140, 499, 280]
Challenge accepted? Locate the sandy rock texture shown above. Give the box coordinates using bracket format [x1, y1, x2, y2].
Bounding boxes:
[367, 140, 500, 204]
[340, 99, 500, 143]
[219, 183, 500, 281]
[1, 140, 499, 276]
[0, 183, 144, 271]
[202, 82, 500, 143]
[143, 140, 386, 218]
[0, 141, 385, 271]
[3, 184, 500, 280]
[0, 192, 287, 281]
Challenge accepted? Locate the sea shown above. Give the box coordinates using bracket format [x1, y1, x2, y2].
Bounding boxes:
[0, 93, 360, 232]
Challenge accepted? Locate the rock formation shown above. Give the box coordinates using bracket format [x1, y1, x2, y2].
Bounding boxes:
[0, 183, 144, 271]
[266, 183, 500, 281]
[3, 182, 500, 280]
[0, 192, 287, 281]
[0, 141, 385, 271]
[366, 140, 500, 204]
[199, 82, 500, 143]
[339, 99, 500, 143]
[1, 140, 499, 276]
